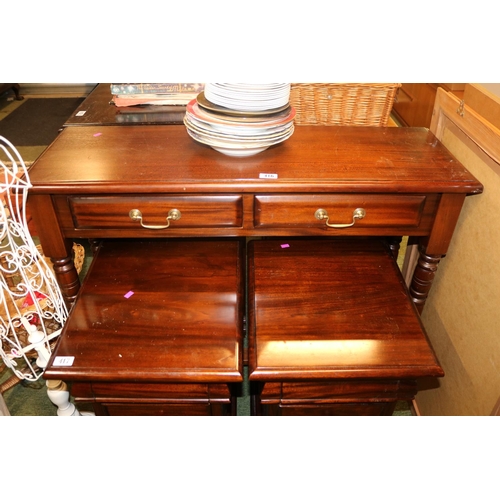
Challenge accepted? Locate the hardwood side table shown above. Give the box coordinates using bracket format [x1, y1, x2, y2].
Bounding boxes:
[248, 238, 443, 416]
[44, 238, 245, 416]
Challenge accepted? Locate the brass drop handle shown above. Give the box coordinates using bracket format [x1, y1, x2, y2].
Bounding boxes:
[314, 208, 366, 228]
[129, 208, 181, 229]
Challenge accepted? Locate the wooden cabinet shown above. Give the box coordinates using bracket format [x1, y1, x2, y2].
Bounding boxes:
[392, 83, 465, 127]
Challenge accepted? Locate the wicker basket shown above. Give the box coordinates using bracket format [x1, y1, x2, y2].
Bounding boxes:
[289, 83, 401, 126]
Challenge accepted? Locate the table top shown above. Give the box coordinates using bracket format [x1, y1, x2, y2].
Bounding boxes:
[44, 238, 244, 383]
[64, 83, 186, 127]
[248, 238, 444, 380]
[29, 125, 483, 196]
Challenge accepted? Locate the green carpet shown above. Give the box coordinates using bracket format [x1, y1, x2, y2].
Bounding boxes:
[0, 368, 57, 416]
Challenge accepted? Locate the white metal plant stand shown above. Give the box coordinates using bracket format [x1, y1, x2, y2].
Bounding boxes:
[0, 136, 89, 416]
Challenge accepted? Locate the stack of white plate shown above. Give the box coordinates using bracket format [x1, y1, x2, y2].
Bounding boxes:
[184, 83, 295, 157]
[204, 83, 291, 112]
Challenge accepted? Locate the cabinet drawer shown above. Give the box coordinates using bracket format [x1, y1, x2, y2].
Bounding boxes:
[102, 403, 214, 416]
[72, 382, 234, 416]
[85, 382, 233, 401]
[266, 403, 394, 416]
[257, 380, 415, 416]
[254, 194, 430, 229]
[260, 380, 417, 403]
[68, 195, 243, 229]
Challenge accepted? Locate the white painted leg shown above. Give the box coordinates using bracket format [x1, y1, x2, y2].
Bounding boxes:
[46, 379, 93, 416]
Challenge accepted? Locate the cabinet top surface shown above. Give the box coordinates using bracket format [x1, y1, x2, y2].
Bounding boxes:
[248, 238, 444, 380]
[44, 238, 244, 382]
[29, 125, 483, 195]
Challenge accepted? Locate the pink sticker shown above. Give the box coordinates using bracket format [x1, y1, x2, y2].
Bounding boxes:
[124, 291, 134, 299]
[281, 244, 290, 248]
[93, 132, 102, 137]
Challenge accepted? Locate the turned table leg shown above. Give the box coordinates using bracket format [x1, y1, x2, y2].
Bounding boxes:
[27, 194, 82, 306]
[409, 245, 443, 314]
[387, 236, 403, 261]
[51, 255, 81, 307]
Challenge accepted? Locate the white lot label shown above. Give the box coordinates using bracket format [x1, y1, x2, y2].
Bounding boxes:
[53, 356, 75, 366]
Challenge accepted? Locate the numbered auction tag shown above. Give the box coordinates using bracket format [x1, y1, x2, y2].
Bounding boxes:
[53, 356, 75, 367]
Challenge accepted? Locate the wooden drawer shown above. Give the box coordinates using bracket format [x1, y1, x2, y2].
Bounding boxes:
[254, 194, 435, 231]
[102, 403, 216, 416]
[255, 380, 410, 416]
[72, 382, 235, 415]
[264, 402, 394, 416]
[259, 379, 417, 404]
[68, 195, 243, 229]
[257, 380, 410, 416]
[98, 400, 234, 416]
[81, 382, 234, 401]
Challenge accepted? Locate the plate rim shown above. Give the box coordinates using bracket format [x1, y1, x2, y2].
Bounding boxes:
[197, 92, 291, 116]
